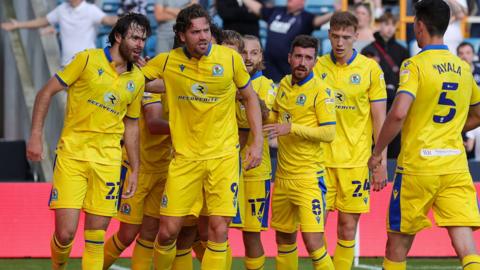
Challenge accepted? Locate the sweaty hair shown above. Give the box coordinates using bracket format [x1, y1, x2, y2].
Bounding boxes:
[414, 0, 450, 37]
[457, 42, 475, 54]
[173, 4, 212, 36]
[243, 35, 266, 71]
[108, 13, 151, 45]
[290, 35, 318, 56]
[221, 30, 244, 52]
[330, 11, 359, 32]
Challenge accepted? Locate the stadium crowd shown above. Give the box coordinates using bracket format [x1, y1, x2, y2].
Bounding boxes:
[3, 0, 480, 270]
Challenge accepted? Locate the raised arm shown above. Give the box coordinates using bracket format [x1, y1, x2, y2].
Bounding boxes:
[242, 0, 263, 17]
[1, 17, 49, 31]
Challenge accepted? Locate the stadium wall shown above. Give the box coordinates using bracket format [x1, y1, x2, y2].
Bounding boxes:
[1, 183, 480, 258]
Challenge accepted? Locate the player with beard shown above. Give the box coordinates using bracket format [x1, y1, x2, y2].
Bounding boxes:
[142, 4, 263, 270]
[26, 13, 150, 270]
[263, 35, 336, 270]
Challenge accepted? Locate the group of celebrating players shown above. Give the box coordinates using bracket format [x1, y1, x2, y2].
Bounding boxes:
[24, 0, 480, 269]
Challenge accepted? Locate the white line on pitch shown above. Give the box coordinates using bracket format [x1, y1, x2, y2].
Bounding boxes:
[355, 264, 383, 270]
[109, 264, 130, 270]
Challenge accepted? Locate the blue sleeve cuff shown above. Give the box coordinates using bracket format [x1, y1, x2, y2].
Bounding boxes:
[55, 73, 68, 87]
[238, 79, 251, 90]
[396, 90, 415, 99]
[370, 98, 387, 103]
[319, 121, 336, 126]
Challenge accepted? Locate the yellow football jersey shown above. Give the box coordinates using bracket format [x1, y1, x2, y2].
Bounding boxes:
[314, 50, 387, 167]
[142, 44, 250, 160]
[122, 93, 172, 173]
[273, 72, 336, 179]
[396, 44, 480, 175]
[55, 47, 144, 165]
[236, 71, 277, 180]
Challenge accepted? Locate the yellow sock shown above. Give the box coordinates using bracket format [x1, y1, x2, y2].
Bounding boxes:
[50, 234, 73, 270]
[83, 230, 106, 270]
[173, 248, 193, 270]
[131, 238, 154, 270]
[202, 240, 228, 270]
[153, 240, 176, 270]
[276, 243, 298, 270]
[311, 245, 334, 270]
[333, 239, 355, 270]
[383, 257, 406, 270]
[225, 243, 232, 270]
[245, 255, 265, 270]
[193, 240, 207, 262]
[103, 233, 127, 270]
[463, 254, 480, 270]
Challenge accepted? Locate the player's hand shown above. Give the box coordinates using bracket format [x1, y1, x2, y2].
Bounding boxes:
[122, 170, 138, 199]
[135, 56, 150, 68]
[1, 19, 18, 31]
[371, 161, 387, 192]
[368, 153, 382, 171]
[244, 140, 262, 170]
[259, 98, 270, 122]
[26, 134, 44, 161]
[263, 123, 291, 139]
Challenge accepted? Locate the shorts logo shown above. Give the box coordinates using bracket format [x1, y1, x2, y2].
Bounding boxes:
[98, 68, 104, 76]
[126, 80, 135, 92]
[363, 197, 369, 205]
[104, 92, 120, 107]
[311, 199, 322, 224]
[296, 94, 306, 106]
[120, 203, 131, 215]
[350, 74, 361, 84]
[393, 189, 399, 200]
[161, 194, 168, 208]
[212, 64, 224, 76]
[231, 183, 239, 208]
[191, 83, 208, 97]
[50, 188, 58, 201]
[179, 64, 186, 72]
[321, 73, 327, 80]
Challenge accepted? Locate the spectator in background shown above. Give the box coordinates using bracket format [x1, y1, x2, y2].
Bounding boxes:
[469, 0, 480, 37]
[0, 0, 117, 65]
[242, 0, 333, 82]
[154, 0, 197, 53]
[217, 0, 266, 37]
[361, 12, 409, 159]
[118, 0, 148, 16]
[353, 1, 375, 51]
[444, 0, 468, 54]
[352, 0, 383, 19]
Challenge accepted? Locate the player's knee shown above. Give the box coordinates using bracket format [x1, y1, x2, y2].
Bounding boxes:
[117, 230, 137, 247]
[243, 232, 261, 246]
[208, 217, 230, 240]
[337, 218, 358, 240]
[157, 225, 178, 244]
[55, 229, 75, 245]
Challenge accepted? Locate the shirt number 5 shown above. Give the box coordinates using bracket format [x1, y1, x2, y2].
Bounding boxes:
[433, 82, 458, 124]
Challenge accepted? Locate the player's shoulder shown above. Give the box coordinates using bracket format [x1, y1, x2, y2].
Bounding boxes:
[316, 54, 332, 65]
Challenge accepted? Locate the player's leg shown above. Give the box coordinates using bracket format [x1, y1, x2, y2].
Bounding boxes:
[49, 157, 88, 270]
[434, 173, 480, 269]
[132, 215, 159, 270]
[173, 224, 198, 270]
[196, 214, 209, 261]
[275, 231, 298, 270]
[104, 222, 141, 269]
[383, 232, 414, 270]
[84, 213, 112, 270]
[202, 154, 240, 270]
[334, 212, 360, 270]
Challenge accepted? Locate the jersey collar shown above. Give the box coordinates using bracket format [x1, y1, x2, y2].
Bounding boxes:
[293, 71, 313, 86]
[419, 44, 449, 53]
[183, 42, 213, 59]
[330, 49, 358, 66]
[251, 70, 263, 80]
[103, 47, 133, 72]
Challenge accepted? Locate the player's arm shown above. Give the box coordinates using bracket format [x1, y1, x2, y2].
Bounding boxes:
[145, 79, 165, 93]
[1, 17, 49, 31]
[26, 77, 66, 161]
[369, 92, 414, 170]
[242, 0, 263, 17]
[144, 101, 170, 135]
[371, 101, 388, 191]
[464, 105, 480, 132]
[123, 117, 139, 198]
[154, 3, 177, 22]
[101, 15, 118, 26]
[239, 83, 263, 170]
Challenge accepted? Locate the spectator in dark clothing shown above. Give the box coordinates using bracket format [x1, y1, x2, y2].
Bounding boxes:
[243, 0, 332, 82]
[217, 0, 265, 37]
[457, 42, 480, 86]
[362, 12, 409, 159]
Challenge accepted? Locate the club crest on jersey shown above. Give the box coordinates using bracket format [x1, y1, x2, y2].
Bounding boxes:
[212, 64, 224, 76]
[50, 188, 58, 201]
[350, 74, 361, 84]
[104, 92, 119, 107]
[179, 64, 186, 72]
[296, 94, 306, 106]
[191, 83, 208, 97]
[120, 203, 131, 215]
[126, 80, 135, 92]
[161, 194, 168, 208]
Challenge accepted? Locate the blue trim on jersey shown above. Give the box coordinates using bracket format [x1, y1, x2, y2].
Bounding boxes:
[317, 173, 327, 212]
[370, 98, 387, 103]
[251, 70, 263, 80]
[85, 240, 104, 245]
[261, 179, 271, 228]
[295, 71, 314, 86]
[396, 90, 416, 99]
[143, 101, 162, 107]
[125, 115, 139, 120]
[116, 165, 128, 211]
[330, 49, 358, 65]
[55, 74, 68, 87]
[419, 44, 449, 53]
[389, 173, 403, 232]
[103, 47, 113, 62]
[319, 121, 336, 126]
[238, 79, 251, 90]
[239, 127, 250, 132]
[471, 101, 480, 107]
